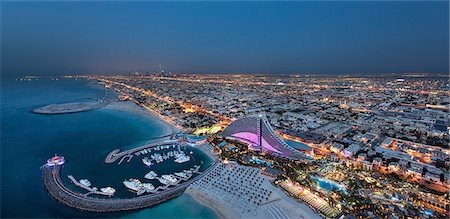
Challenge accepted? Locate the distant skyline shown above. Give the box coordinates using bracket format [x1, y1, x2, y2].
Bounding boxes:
[1, 1, 449, 76]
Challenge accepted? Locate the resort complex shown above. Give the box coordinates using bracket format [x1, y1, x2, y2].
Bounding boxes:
[67, 73, 449, 219]
[222, 114, 313, 160]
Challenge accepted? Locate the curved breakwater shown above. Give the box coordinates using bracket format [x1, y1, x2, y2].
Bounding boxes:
[42, 161, 219, 212]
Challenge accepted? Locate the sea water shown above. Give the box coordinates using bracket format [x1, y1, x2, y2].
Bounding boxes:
[0, 77, 218, 218]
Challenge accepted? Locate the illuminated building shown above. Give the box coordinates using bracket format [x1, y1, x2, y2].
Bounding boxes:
[221, 114, 313, 160]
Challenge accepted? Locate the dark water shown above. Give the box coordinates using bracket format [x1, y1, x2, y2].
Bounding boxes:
[1, 78, 218, 218]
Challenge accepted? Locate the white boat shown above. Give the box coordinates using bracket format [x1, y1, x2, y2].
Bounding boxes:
[158, 177, 170, 185]
[100, 187, 116, 195]
[161, 174, 178, 184]
[142, 157, 153, 166]
[79, 179, 91, 187]
[123, 178, 141, 191]
[137, 189, 145, 195]
[174, 172, 186, 177]
[174, 172, 190, 179]
[142, 183, 155, 191]
[174, 153, 190, 163]
[46, 154, 65, 166]
[144, 171, 158, 179]
[193, 165, 201, 172]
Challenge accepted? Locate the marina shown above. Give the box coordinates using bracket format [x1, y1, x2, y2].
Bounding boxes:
[141, 150, 191, 167]
[104, 140, 180, 164]
[41, 157, 219, 212]
[124, 165, 202, 196]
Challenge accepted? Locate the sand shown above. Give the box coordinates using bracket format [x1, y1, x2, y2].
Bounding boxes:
[186, 162, 322, 219]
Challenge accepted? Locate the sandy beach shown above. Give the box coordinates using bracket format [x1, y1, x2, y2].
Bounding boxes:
[185, 188, 235, 219]
[186, 162, 322, 219]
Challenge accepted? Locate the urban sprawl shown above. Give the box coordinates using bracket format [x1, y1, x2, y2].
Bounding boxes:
[78, 73, 448, 219]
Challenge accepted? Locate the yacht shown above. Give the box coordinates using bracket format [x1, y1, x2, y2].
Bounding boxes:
[79, 179, 91, 187]
[174, 172, 190, 179]
[100, 187, 116, 195]
[142, 183, 155, 191]
[174, 153, 190, 163]
[174, 172, 186, 178]
[46, 154, 65, 166]
[123, 178, 141, 191]
[158, 177, 170, 185]
[161, 174, 178, 185]
[142, 157, 153, 166]
[144, 171, 158, 179]
[193, 165, 201, 172]
[137, 189, 145, 195]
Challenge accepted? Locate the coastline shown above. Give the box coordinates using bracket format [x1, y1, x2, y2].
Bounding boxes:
[185, 188, 234, 219]
[104, 101, 180, 137]
[103, 100, 225, 218]
[194, 142, 218, 162]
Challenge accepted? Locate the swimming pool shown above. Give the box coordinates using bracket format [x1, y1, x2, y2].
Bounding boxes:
[310, 176, 345, 192]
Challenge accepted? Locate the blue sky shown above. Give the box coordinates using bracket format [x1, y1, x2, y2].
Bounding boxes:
[1, 1, 448, 75]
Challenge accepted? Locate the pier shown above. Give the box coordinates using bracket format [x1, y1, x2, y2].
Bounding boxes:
[105, 140, 180, 164]
[41, 160, 219, 212]
[67, 175, 114, 197]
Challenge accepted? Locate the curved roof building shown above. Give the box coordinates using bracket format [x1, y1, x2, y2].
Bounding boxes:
[222, 114, 313, 160]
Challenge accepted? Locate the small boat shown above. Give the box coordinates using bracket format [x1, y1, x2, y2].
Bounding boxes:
[144, 171, 158, 179]
[174, 153, 190, 163]
[142, 157, 153, 166]
[161, 174, 178, 185]
[158, 177, 170, 185]
[79, 179, 91, 187]
[123, 178, 141, 191]
[142, 183, 155, 191]
[100, 187, 116, 195]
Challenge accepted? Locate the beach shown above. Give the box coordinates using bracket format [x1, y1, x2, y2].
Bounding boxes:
[186, 162, 322, 219]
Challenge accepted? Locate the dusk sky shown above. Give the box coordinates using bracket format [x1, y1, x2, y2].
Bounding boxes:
[1, 1, 449, 75]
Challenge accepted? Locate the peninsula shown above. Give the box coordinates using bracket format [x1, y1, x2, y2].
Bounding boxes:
[32, 101, 109, 114]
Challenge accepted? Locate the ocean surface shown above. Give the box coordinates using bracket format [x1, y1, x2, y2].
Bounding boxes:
[0, 77, 218, 218]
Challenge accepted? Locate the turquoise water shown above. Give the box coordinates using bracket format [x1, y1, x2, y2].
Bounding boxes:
[1, 78, 218, 218]
[310, 176, 344, 192]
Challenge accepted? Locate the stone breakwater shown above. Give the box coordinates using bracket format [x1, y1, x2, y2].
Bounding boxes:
[41, 161, 219, 212]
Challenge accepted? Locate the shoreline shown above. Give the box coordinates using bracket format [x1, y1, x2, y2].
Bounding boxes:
[103, 100, 225, 218]
[193, 142, 218, 162]
[104, 101, 180, 138]
[185, 188, 233, 219]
